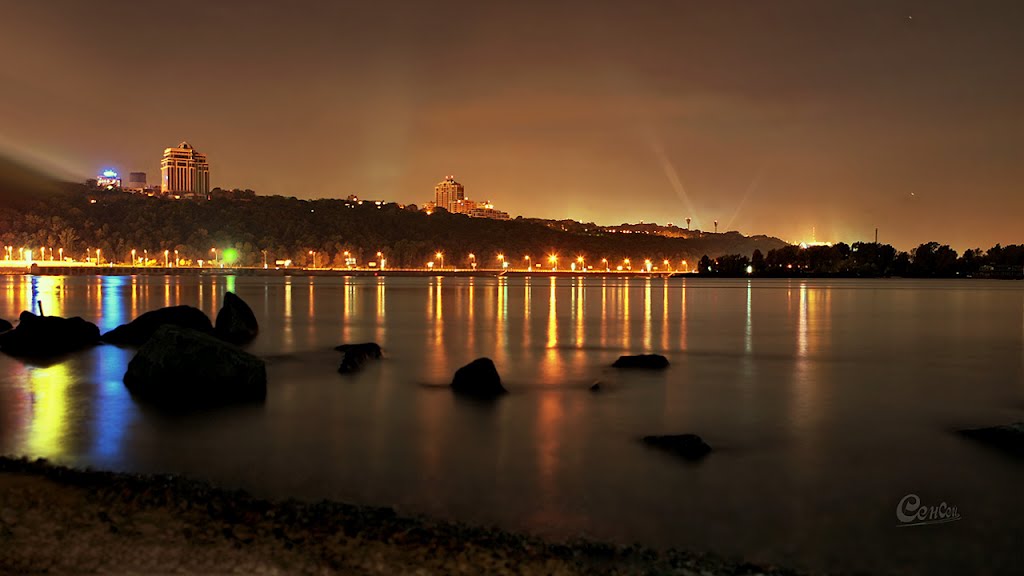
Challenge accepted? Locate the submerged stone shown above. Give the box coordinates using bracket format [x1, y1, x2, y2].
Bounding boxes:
[0, 311, 99, 358]
[611, 354, 670, 369]
[215, 292, 259, 345]
[451, 357, 506, 397]
[642, 434, 711, 461]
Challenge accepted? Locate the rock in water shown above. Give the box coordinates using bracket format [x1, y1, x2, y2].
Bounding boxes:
[451, 357, 506, 397]
[103, 305, 213, 346]
[334, 342, 382, 358]
[611, 354, 670, 369]
[959, 423, 1024, 458]
[642, 434, 712, 461]
[0, 318, 11, 333]
[215, 292, 259, 345]
[335, 342, 382, 374]
[0, 311, 99, 357]
[123, 325, 267, 407]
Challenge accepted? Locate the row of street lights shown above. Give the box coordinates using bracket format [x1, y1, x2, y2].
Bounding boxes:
[425, 252, 689, 272]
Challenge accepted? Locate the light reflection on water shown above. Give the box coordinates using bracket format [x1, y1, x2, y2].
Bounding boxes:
[0, 275, 1023, 575]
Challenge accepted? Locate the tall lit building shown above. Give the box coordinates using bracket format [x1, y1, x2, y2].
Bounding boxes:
[434, 175, 464, 212]
[161, 141, 210, 198]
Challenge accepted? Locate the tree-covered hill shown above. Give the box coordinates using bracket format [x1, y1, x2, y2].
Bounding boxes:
[0, 176, 787, 269]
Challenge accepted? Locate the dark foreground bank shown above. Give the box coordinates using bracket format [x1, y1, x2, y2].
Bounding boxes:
[0, 457, 805, 576]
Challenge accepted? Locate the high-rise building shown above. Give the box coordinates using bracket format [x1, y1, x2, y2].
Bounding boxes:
[434, 175, 464, 212]
[127, 172, 147, 192]
[161, 141, 210, 198]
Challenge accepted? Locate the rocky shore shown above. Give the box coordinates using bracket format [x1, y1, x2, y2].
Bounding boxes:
[0, 457, 805, 575]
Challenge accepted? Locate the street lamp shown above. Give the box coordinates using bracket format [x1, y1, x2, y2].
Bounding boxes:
[663, 259, 670, 271]
[131, 249, 136, 267]
[548, 254, 558, 270]
[210, 248, 218, 267]
[601, 258, 609, 271]
[645, 259, 653, 272]
[309, 250, 317, 269]
[344, 250, 351, 268]
[435, 251, 444, 269]
[174, 249, 179, 267]
[96, 249, 101, 265]
[164, 249, 169, 267]
[624, 258, 631, 271]
[262, 250, 268, 269]
[682, 260, 688, 272]
[376, 251, 383, 270]
[576, 255, 585, 271]
[524, 255, 531, 271]
[144, 249, 148, 265]
[58, 248, 63, 261]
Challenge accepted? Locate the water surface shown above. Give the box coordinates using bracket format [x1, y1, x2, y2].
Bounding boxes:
[1, 275, 1022, 574]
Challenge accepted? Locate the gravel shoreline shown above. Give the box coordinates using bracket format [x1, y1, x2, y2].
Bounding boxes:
[0, 457, 807, 575]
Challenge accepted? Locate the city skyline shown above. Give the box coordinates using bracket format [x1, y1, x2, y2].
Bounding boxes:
[1, 1, 1021, 251]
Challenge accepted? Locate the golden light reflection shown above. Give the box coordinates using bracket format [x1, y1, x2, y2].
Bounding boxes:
[574, 277, 584, 349]
[546, 277, 557, 349]
[130, 276, 138, 319]
[536, 393, 563, 498]
[522, 278, 532, 349]
[600, 280, 608, 348]
[308, 277, 315, 319]
[375, 277, 386, 344]
[283, 277, 293, 348]
[745, 281, 753, 355]
[24, 362, 72, 458]
[679, 281, 688, 351]
[467, 278, 476, 351]
[662, 279, 669, 351]
[622, 278, 631, 348]
[643, 278, 652, 351]
[496, 276, 508, 365]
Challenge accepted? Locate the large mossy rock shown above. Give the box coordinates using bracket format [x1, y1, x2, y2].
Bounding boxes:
[642, 434, 712, 461]
[0, 311, 99, 357]
[103, 305, 213, 346]
[215, 292, 259, 345]
[451, 357, 506, 398]
[612, 354, 670, 369]
[123, 325, 267, 407]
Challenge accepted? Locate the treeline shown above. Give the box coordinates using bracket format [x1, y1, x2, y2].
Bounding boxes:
[698, 242, 1024, 278]
[0, 187, 786, 268]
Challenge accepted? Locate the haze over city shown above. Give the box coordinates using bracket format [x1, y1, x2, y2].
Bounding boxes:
[1, 0, 1021, 250]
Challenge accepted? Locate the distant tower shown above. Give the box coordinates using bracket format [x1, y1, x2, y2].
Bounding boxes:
[161, 141, 210, 199]
[714, 220, 718, 233]
[433, 175, 465, 212]
[127, 172, 147, 191]
[685, 217, 691, 230]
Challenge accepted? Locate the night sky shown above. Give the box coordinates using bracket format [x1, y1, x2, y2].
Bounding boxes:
[1, 0, 1021, 249]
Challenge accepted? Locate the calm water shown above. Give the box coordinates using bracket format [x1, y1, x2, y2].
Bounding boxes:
[1, 275, 1022, 574]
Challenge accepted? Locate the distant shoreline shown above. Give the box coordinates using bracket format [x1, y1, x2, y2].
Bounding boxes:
[0, 265, 1015, 280]
[0, 456, 801, 575]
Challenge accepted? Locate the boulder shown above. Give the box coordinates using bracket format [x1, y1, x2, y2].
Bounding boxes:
[0, 318, 11, 333]
[334, 342, 382, 358]
[0, 311, 99, 358]
[215, 292, 259, 345]
[959, 423, 1024, 458]
[642, 434, 712, 461]
[451, 357, 506, 397]
[103, 305, 213, 346]
[335, 342, 382, 374]
[612, 354, 670, 369]
[123, 325, 266, 407]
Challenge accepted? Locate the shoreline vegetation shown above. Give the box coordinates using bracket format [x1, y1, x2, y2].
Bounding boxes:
[0, 456, 804, 575]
